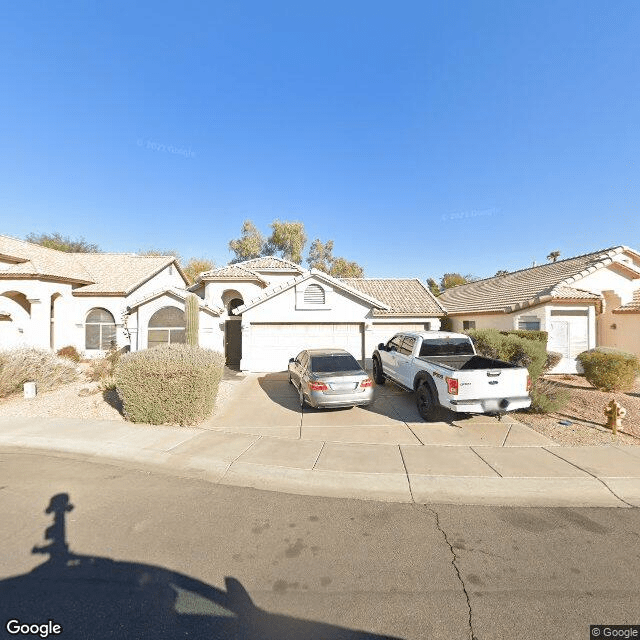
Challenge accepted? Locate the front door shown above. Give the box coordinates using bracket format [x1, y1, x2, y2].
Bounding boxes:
[225, 320, 242, 367]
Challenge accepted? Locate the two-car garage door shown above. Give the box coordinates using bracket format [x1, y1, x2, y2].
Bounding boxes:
[249, 323, 363, 372]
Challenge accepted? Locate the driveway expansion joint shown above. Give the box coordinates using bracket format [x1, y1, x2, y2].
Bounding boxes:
[469, 447, 503, 478]
[397, 445, 416, 503]
[542, 446, 635, 508]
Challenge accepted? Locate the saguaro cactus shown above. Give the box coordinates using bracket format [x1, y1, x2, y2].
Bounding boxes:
[185, 294, 200, 346]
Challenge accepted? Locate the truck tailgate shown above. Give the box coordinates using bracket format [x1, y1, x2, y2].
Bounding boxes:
[453, 367, 529, 400]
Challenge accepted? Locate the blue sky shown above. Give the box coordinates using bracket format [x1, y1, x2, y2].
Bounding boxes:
[1, 1, 638, 281]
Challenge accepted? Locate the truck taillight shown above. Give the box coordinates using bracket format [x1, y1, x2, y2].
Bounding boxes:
[309, 381, 328, 391]
[526, 375, 532, 392]
[446, 377, 459, 395]
[360, 378, 373, 388]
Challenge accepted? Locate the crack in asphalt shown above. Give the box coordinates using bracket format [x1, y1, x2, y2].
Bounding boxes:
[424, 505, 477, 640]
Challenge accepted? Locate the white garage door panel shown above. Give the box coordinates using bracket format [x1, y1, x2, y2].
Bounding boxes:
[250, 323, 363, 372]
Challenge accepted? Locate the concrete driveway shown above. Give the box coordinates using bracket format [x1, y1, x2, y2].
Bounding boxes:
[205, 371, 551, 447]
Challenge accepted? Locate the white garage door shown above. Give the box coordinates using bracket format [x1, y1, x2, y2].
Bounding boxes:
[548, 311, 590, 373]
[249, 323, 364, 372]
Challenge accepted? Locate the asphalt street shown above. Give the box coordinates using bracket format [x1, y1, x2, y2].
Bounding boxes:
[1, 450, 639, 640]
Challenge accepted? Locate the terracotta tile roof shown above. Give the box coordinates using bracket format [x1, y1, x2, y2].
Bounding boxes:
[340, 278, 445, 316]
[237, 256, 304, 271]
[0, 234, 184, 295]
[439, 247, 632, 314]
[0, 235, 94, 283]
[71, 253, 182, 295]
[197, 263, 268, 285]
[614, 289, 640, 312]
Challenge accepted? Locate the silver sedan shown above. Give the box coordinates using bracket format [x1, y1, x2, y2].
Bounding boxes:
[288, 349, 374, 409]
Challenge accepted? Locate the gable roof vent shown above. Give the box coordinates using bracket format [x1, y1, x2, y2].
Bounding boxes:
[304, 283, 325, 305]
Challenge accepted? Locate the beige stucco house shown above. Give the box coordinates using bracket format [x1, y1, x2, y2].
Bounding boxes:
[0, 235, 444, 372]
[439, 246, 640, 373]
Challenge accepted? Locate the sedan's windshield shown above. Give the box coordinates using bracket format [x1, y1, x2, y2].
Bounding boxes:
[419, 338, 474, 357]
[310, 354, 361, 373]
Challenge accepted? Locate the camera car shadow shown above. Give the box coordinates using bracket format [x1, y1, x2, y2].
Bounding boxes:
[0, 493, 403, 640]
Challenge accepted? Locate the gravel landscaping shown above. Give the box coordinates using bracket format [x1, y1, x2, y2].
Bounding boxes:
[514, 374, 640, 446]
[0, 364, 238, 424]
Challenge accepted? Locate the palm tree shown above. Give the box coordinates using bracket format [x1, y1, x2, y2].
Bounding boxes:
[547, 250, 561, 263]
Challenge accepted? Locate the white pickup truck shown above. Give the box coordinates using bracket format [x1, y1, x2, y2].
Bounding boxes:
[372, 331, 532, 421]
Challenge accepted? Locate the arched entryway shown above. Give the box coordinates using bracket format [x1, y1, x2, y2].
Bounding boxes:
[50, 293, 62, 350]
[222, 290, 243, 368]
[0, 291, 31, 348]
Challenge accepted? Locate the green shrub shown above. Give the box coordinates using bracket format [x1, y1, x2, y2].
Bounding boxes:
[528, 378, 571, 414]
[544, 351, 563, 372]
[466, 329, 547, 383]
[115, 345, 225, 425]
[500, 330, 548, 345]
[0, 348, 78, 398]
[576, 350, 640, 392]
[56, 345, 81, 363]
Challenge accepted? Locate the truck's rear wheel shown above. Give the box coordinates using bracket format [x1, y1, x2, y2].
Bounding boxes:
[372, 357, 385, 385]
[416, 385, 438, 422]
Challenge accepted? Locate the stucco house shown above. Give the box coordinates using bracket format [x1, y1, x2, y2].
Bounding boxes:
[189, 256, 445, 372]
[0, 234, 197, 354]
[0, 235, 444, 372]
[439, 246, 640, 373]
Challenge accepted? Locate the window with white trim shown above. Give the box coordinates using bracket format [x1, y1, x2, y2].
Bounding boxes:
[147, 306, 186, 348]
[85, 308, 117, 350]
[303, 284, 325, 305]
[518, 315, 541, 331]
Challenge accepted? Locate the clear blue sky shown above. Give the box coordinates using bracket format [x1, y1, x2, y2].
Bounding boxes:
[1, 1, 638, 281]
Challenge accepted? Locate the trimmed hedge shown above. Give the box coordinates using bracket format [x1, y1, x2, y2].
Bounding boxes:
[115, 345, 225, 425]
[0, 348, 78, 398]
[500, 330, 548, 345]
[576, 349, 640, 392]
[465, 329, 547, 383]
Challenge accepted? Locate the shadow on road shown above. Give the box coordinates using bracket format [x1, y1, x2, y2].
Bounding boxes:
[0, 493, 402, 640]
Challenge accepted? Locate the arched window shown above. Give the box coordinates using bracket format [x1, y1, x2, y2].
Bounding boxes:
[304, 284, 325, 305]
[148, 306, 186, 348]
[86, 308, 117, 350]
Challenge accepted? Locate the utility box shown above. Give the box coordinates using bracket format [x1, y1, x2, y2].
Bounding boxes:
[24, 381, 37, 399]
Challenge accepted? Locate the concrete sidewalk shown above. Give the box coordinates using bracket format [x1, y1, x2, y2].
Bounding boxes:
[1, 415, 639, 508]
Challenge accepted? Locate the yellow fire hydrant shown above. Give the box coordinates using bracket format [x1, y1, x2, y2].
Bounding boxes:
[604, 399, 627, 434]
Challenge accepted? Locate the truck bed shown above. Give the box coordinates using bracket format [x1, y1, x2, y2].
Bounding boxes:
[418, 355, 519, 371]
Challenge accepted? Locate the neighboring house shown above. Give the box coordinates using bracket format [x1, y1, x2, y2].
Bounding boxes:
[0, 236, 444, 372]
[0, 234, 199, 355]
[189, 256, 444, 372]
[439, 246, 640, 373]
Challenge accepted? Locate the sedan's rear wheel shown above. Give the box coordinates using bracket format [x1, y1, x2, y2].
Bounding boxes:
[416, 385, 438, 422]
[372, 357, 385, 385]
